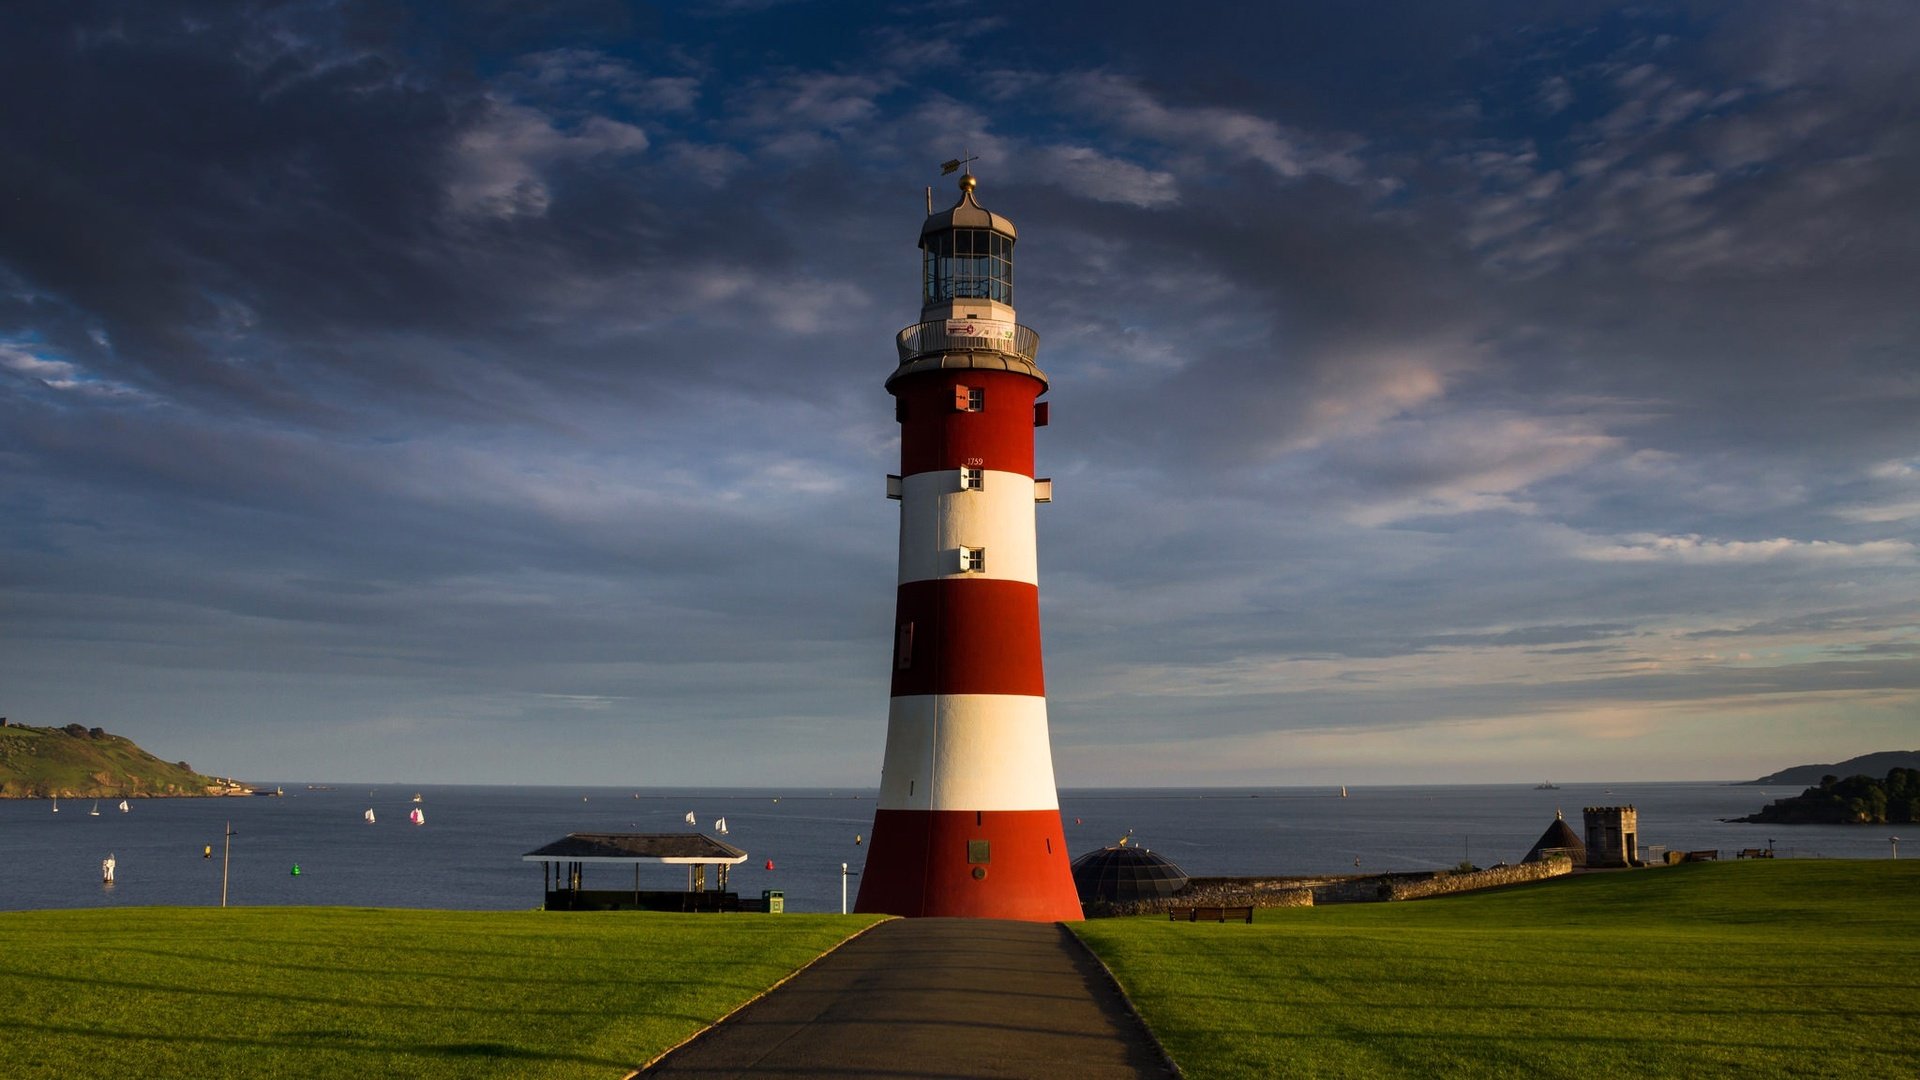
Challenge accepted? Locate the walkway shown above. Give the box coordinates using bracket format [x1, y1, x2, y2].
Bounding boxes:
[639, 918, 1171, 1079]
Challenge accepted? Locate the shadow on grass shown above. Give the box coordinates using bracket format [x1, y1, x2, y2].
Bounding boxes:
[8, 1019, 644, 1070]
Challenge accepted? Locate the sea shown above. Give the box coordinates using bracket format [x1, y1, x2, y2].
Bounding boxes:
[0, 782, 1898, 915]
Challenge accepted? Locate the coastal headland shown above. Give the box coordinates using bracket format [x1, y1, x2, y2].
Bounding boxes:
[0, 719, 248, 799]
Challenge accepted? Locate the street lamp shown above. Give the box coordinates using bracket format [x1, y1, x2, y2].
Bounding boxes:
[221, 822, 237, 907]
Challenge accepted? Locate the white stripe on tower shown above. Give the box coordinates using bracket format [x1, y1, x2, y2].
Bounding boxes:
[877, 695, 1060, 811]
[896, 470, 1039, 584]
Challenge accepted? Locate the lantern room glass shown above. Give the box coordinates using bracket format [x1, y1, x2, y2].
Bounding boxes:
[923, 228, 1013, 305]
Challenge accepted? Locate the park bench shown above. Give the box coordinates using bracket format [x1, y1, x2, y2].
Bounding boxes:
[1167, 905, 1254, 923]
[1736, 848, 1772, 859]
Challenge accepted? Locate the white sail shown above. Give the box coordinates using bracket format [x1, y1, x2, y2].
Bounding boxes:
[364, 808, 376, 824]
[684, 811, 695, 824]
[90, 802, 100, 816]
[119, 800, 130, 812]
[715, 817, 728, 835]
[409, 808, 424, 825]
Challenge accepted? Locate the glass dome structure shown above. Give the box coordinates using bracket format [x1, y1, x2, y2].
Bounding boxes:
[1070, 844, 1190, 904]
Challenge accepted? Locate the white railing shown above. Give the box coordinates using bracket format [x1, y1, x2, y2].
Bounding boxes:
[895, 321, 1041, 364]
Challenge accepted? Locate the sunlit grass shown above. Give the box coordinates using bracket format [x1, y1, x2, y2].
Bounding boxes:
[1074, 860, 1920, 1079]
[0, 907, 884, 1079]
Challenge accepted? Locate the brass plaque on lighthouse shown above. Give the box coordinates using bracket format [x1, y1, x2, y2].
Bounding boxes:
[967, 840, 991, 864]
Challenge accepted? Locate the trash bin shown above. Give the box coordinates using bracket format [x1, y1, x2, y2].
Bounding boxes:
[762, 889, 784, 914]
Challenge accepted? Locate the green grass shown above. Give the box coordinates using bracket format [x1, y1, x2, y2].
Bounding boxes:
[1073, 861, 1920, 1080]
[0, 907, 885, 1079]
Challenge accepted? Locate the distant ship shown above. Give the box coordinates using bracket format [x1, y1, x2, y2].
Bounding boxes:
[364, 808, 376, 825]
[1340, 786, 1349, 798]
[119, 800, 130, 813]
[1535, 781, 1561, 790]
[408, 808, 425, 826]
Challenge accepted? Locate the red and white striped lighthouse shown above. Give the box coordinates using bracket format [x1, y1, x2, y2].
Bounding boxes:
[854, 171, 1082, 922]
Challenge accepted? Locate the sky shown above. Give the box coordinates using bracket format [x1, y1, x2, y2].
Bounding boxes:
[3, 1, 1916, 788]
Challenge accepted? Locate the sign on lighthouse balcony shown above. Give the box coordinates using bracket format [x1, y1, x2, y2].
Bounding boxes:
[854, 170, 1083, 922]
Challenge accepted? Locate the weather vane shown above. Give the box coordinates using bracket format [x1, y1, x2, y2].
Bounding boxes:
[939, 153, 978, 176]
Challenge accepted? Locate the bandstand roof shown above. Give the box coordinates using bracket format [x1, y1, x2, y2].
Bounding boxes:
[521, 832, 748, 865]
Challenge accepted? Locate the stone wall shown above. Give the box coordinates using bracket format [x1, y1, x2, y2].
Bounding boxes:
[1081, 861, 1574, 917]
[1378, 859, 1572, 900]
[1081, 877, 1318, 918]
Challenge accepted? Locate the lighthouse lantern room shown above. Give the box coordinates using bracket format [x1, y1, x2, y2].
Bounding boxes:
[853, 171, 1083, 922]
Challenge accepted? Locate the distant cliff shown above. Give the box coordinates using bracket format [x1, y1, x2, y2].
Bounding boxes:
[0, 721, 242, 798]
[1740, 750, 1920, 786]
[1734, 769, 1920, 825]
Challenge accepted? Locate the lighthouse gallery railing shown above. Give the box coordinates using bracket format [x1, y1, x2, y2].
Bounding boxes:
[895, 321, 1041, 365]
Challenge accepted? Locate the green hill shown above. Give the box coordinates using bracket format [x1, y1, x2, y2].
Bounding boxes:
[1740, 749, 1920, 785]
[0, 721, 237, 798]
[1735, 768, 1920, 824]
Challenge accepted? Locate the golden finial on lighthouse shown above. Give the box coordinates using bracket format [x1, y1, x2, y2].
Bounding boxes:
[940, 154, 980, 193]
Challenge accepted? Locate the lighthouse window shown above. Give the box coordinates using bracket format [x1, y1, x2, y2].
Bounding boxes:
[922, 228, 1013, 305]
[958, 546, 985, 573]
[894, 621, 914, 670]
[960, 467, 984, 491]
[953, 385, 984, 412]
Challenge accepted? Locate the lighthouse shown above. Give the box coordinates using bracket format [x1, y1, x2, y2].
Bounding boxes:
[854, 170, 1083, 922]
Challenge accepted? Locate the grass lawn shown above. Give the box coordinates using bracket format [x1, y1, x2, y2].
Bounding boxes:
[0, 907, 885, 1079]
[1073, 860, 1920, 1080]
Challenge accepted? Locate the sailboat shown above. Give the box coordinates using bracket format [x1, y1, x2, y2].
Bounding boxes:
[715, 817, 728, 835]
[408, 808, 425, 826]
[89, 802, 100, 817]
[118, 800, 130, 813]
[1340, 786, 1349, 798]
[51, 797, 58, 813]
[364, 808, 376, 825]
[684, 811, 696, 825]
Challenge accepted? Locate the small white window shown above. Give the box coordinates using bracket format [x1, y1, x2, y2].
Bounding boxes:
[968, 386, 985, 411]
[957, 546, 985, 573]
[960, 467, 983, 491]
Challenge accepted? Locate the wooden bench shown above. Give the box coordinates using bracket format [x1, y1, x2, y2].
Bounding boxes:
[1736, 848, 1772, 859]
[1167, 905, 1254, 923]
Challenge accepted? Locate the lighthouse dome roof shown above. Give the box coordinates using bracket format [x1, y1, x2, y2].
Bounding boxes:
[921, 176, 1017, 241]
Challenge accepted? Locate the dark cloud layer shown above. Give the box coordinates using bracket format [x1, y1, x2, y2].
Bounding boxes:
[2, 1, 1915, 785]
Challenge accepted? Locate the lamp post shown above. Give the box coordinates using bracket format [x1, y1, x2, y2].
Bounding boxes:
[1892, 836, 1902, 860]
[221, 822, 236, 907]
[841, 863, 850, 915]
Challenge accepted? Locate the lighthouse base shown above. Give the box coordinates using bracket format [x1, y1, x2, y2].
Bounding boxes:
[853, 808, 1083, 921]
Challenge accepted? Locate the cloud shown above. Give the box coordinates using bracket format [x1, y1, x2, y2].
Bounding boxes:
[1058, 72, 1366, 183]
[1577, 534, 1917, 564]
[445, 99, 649, 219]
[0, 340, 149, 401]
[1032, 145, 1178, 208]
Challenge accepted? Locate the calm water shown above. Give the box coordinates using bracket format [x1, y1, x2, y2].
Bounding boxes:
[0, 782, 1896, 914]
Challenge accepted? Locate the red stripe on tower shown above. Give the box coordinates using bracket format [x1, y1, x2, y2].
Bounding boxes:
[854, 171, 1082, 922]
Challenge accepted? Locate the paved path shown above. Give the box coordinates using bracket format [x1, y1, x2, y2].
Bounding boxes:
[640, 918, 1172, 1079]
